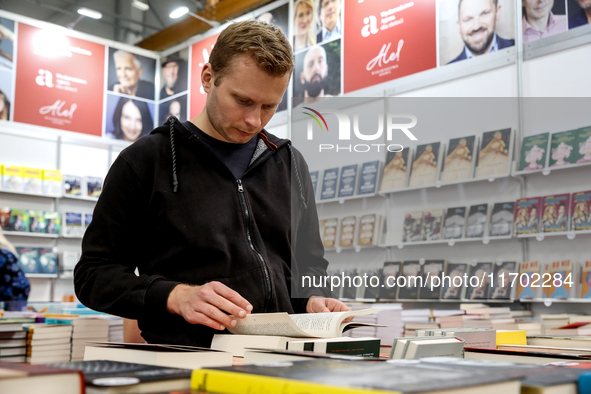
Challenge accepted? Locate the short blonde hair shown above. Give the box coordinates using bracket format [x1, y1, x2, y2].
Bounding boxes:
[0, 227, 17, 256]
[294, 0, 317, 47]
[209, 20, 294, 86]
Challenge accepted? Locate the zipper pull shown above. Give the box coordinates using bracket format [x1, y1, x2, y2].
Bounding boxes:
[237, 179, 244, 192]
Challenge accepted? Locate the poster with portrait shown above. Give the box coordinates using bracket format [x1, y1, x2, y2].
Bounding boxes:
[439, 0, 515, 66]
[159, 94, 187, 123]
[343, 0, 437, 93]
[13, 23, 105, 136]
[522, 0, 567, 43]
[159, 48, 189, 101]
[0, 17, 14, 122]
[107, 47, 156, 101]
[190, 33, 219, 118]
[567, 0, 591, 30]
[105, 93, 155, 142]
[293, 38, 341, 105]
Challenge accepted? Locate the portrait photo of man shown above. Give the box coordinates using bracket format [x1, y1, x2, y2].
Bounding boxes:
[159, 50, 188, 100]
[317, 0, 342, 44]
[522, 0, 567, 43]
[440, 0, 515, 65]
[108, 48, 156, 100]
[159, 94, 187, 123]
[293, 39, 341, 106]
[568, 0, 591, 29]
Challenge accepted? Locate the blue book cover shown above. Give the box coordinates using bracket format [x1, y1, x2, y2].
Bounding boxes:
[337, 164, 358, 198]
[38, 247, 58, 275]
[320, 167, 339, 200]
[310, 171, 319, 197]
[357, 160, 380, 195]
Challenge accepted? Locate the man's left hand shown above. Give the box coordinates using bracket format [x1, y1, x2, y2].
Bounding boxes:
[306, 296, 351, 314]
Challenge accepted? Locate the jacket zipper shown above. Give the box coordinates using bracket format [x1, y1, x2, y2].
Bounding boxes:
[237, 179, 272, 311]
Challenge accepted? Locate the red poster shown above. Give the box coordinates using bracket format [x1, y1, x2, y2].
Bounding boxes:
[13, 23, 105, 136]
[344, 0, 436, 93]
[189, 34, 219, 118]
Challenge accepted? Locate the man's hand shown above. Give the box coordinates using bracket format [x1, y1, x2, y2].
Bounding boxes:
[306, 296, 351, 314]
[112, 84, 133, 96]
[167, 282, 253, 331]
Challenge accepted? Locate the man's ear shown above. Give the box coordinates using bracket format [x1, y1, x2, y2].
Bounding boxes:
[496, 4, 502, 22]
[202, 63, 214, 93]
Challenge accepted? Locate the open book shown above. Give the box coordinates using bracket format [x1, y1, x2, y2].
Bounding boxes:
[228, 308, 380, 338]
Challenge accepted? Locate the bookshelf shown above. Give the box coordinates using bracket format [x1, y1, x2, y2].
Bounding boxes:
[383, 235, 513, 249]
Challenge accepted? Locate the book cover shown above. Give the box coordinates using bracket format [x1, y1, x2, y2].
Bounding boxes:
[519, 133, 549, 171]
[362, 268, 381, 300]
[397, 261, 420, 300]
[489, 202, 515, 237]
[514, 197, 541, 235]
[63, 212, 83, 237]
[9, 209, 29, 232]
[576, 126, 591, 164]
[0, 207, 10, 231]
[0, 361, 83, 394]
[380, 147, 410, 191]
[466, 262, 493, 300]
[517, 261, 540, 299]
[582, 260, 591, 299]
[357, 214, 377, 246]
[22, 168, 43, 195]
[84, 213, 93, 229]
[547, 260, 573, 299]
[42, 169, 62, 197]
[441, 262, 467, 299]
[441, 135, 476, 182]
[337, 164, 358, 198]
[341, 269, 358, 300]
[418, 260, 444, 300]
[466, 204, 489, 238]
[320, 167, 339, 200]
[572, 190, 591, 231]
[321, 218, 338, 248]
[490, 261, 517, 300]
[85, 176, 103, 198]
[338, 216, 356, 247]
[44, 211, 62, 235]
[379, 261, 401, 299]
[309, 170, 319, 198]
[0, 165, 24, 192]
[402, 210, 423, 242]
[290, 337, 381, 358]
[476, 128, 512, 178]
[356, 160, 381, 195]
[15, 247, 39, 274]
[63, 175, 82, 196]
[444, 206, 467, 239]
[327, 269, 342, 299]
[27, 210, 47, 233]
[549, 129, 578, 167]
[421, 208, 444, 241]
[409, 142, 441, 187]
[38, 248, 58, 275]
[541, 193, 571, 232]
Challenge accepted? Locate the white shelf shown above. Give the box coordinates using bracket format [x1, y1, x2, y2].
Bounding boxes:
[378, 173, 511, 196]
[516, 229, 591, 240]
[325, 244, 383, 253]
[519, 298, 591, 304]
[25, 273, 58, 278]
[347, 298, 516, 303]
[317, 192, 383, 205]
[61, 235, 84, 239]
[3, 231, 59, 239]
[61, 195, 99, 202]
[381, 235, 513, 249]
[513, 160, 591, 177]
[0, 189, 58, 199]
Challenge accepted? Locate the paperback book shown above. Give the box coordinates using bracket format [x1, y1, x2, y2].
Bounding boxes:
[408, 142, 441, 187]
[441, 262, 468, 299]
[0, 207, 10, 230]
[357, 214, 381, 246]
[516, 261, 540, 299]
[418, 260, 444, 300]
[63, 212, 83, 238]
[402, 210, 423, 242]
[571, 190, 591, 231]
[549, 129, 578, 167]
[337, 164, 358, 198]
[490, 261, 517, 300]
[397, 261, 421, 300]
[514, 197, 541, 235]
[466, 262, 493, 300]
[320, 167, 339, 200]
[85, 176, 103, 198]
[9, 209, 29, 232]
[466, 204, 489, 238]
[0, 165, 24, 192]
[27, 210, 46, 233]
[444, 206, 467, 239]
[545, 260, 574, 299]
[15, 247, 39, 274]
[379, 261, 401, 299]
[63, 175, 82, 196]
[341, 268, 358, 300]
[380, 147, 410, 191]
[44, 212, 61, 235]
[42, 170, 62, 197]
[362, 268, 381, 299]
[357, 160, 381, 195]
[23, 168, 43, 195]
[441, 135, 476, 182]
[476, 128, 512, 178]
[519, 132, 549, 171]
[576, 126, 591, 163]
[309, 170, 319, 198]
[582, 260, 591, 299]
[541, 193, 571, 232]
[321, 218, 338, 248]
[421, 208, 444, 241]
[489, 202, 515, 237]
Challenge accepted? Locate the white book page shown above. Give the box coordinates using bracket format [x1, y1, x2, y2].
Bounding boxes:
[228, 313, 314, 338]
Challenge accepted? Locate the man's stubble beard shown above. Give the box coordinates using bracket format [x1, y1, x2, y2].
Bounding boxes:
[465, 28, 495, 55]
[303, 74, 328, 97]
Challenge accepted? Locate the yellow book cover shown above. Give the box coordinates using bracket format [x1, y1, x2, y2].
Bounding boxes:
[582, 260, 591, 299]
[42, 169, 63, 196]
[1, 165, 24, 192]
[496, 330, 527, 347]
[22, 167, 43, 194]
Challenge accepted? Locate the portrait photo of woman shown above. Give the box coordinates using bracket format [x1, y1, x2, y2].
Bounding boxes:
[106, 95, 154, 142]
[293, 0, 317, 52]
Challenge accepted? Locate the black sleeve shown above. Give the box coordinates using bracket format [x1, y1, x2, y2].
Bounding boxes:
[74, 154, 180, 319]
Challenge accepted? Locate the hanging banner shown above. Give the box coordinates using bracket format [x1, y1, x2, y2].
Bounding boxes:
[189, 33, 219, 118]
[343, 0, 437, 93]
[13, 23, 105, 136]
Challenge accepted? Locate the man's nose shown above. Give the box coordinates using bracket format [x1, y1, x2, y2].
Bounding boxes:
[245, 107, 262, 129]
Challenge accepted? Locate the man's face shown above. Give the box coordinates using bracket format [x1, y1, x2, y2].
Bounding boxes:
[120, 100, 143, 142]
[115, 55, 142, 89]
[321, 0, 341, 31]
[169, 100, 181, 119]
[523, 0, 553, 21]
[558, 205, 566, 215]
[300, 46, 328, 97]
[457, 0, 500, 55]
[162, 62, 179, 89]
[577, 0, 591, 9]
[530, 207, 537, 218]
[203, 53, 289, 144]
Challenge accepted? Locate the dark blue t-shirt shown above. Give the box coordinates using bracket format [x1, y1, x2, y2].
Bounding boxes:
[184, 121, 258, 179]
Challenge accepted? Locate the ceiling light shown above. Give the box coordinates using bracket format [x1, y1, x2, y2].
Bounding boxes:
[77, 8, 103, 19]
[169, 6, 189, 19]
[132, 0, 150, 11]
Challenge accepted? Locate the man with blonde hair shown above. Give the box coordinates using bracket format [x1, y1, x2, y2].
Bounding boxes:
[75, 20, 347, 347]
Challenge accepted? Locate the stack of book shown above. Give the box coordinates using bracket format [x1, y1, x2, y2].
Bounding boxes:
[0, 318, 34, 362]
[44, 316, 109, 361]
[374, 303, 403, 346]
[401, 309, 437, 337]
[103, 315, 124, 343]
[341, 303, 378, 339]
[24, 324, 73, 364]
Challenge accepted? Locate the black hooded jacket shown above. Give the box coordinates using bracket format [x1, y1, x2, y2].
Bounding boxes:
[74, 118, 331, 347]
